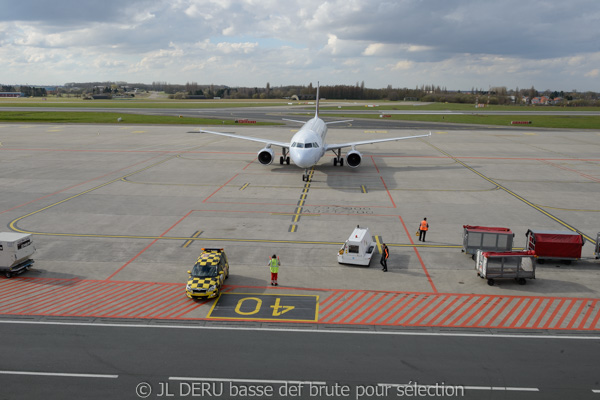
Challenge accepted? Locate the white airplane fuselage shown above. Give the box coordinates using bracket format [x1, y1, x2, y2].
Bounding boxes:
[288, 116, 328, 169]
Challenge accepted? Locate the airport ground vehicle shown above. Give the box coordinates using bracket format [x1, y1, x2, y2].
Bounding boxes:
[338, 226, 376, 266]
[476, 250, 536, 286]
[462, 225, 514, 259]
[525, 229, 584, 263]
[0, 232, 35, 278]
[185, 248, 229, 299]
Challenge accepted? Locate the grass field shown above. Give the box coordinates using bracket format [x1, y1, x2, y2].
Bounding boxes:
[0, 111, 280, 126]
[1, 98, 599, 129]
[327, 112, 600, 130]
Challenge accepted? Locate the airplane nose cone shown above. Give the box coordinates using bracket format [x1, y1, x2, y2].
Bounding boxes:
[291, 149, 313, 168]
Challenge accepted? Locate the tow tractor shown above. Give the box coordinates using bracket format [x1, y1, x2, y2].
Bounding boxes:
[338, 226, 376, 266]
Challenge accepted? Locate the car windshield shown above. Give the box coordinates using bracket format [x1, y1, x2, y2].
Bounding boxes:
[191, 263, 218, 277]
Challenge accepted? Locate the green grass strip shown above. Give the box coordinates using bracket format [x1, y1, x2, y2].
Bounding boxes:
[0, 111, 281, 125]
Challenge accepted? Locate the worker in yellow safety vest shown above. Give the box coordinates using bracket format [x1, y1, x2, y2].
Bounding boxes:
[269, 254, 280, 286]
[419, 218, 429, 242]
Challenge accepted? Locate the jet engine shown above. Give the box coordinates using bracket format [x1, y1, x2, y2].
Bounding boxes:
[346, 150, 362, 168]
[257, 147, 275, 165]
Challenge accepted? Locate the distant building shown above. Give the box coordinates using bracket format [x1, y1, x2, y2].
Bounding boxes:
[0, 92, 25, 98]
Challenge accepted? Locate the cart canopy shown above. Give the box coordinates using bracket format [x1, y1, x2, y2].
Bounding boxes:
[463, 225, 512, 233]
[526, 229, 584, 259]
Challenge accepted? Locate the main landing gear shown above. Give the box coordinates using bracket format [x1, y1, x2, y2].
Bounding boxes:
[279, 148, 290, 165]
[332, 148, 344, 166]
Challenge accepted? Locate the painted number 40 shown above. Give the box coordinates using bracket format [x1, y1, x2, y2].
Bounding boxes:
[234, 297, 295, 317]
[270, 298, 295, 316]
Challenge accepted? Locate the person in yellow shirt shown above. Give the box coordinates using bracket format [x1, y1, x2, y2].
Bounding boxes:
[269, 254, 280, 286]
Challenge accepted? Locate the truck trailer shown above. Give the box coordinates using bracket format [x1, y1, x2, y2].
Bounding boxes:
[0, 232, 35, 278]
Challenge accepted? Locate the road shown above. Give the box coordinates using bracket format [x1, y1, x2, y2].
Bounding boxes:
[1, 320, 599, 399]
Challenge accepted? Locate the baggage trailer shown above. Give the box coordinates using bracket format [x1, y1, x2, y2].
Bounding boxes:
[476, 250, 536, 286]
[462, 225, 514, 259]
[338, 226, 376, 266]
[0, 232, 35, 278]
[525, 229, 584, 263]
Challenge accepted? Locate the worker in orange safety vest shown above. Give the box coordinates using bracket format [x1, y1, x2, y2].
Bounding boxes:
[380, 243, 389, 272]
[419, 218, 429, 242]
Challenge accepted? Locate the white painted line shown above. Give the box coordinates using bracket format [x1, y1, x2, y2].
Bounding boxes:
[1, 319, 600, 340]
[0, 370, 118, 379]
[170, 377, 326, 385]
[380, 384, 538, 392]
[464, 386, 539, 391]
[592, 389, 600, 393]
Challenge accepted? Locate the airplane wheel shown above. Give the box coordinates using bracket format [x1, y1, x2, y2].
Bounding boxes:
[286, 157, 290, 165]
[340, 158, 344, 166]
[333, 158, 337, 166]
[302, 175, 306, 181]
[280, 156, 284, 165]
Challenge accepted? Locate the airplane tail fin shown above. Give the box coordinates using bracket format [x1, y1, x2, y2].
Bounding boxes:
[315, 82, 320, 118]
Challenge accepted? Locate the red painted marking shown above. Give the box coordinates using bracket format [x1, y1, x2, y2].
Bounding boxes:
[386, 295, 428, 325]
[541, 160, 600, 183]
[404, 296, 442, 325]
[202, 173, 239, 203]
[324, 291, 371, 323]
[542, 299, 567, 329]
[379, 295, 415, 324]
[497, 297, 527, 328]
[348, 293, 388, 324]
[556, 299, 578, 329]
[576, 299, 598, 329]
[75, 284, 157, 316]
[566, 300, 588, 330]
[318, 291, 347, 313]
[320, 292, 360, 320]
[472, 297, 503, 327]
[398, 216, 437, 293]
[106, 210, 194, 280]
[482, 298, 516, 328]
[379, 176, 396, 208]
[370, 156, 380, 174]
[360, 294, 400, 324]
[337, 292, 378, 324]
[584, 302, 600, 330]
[424, 295, 463, 326]
[447, 295, 483, 326]
[533, 299, 556, 328]
[459, 296, 494, 327]
[508, 298, 533, 329]
[521, 298, 543, 328]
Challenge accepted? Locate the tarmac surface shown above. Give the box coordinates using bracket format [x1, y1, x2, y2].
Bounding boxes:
[1, 121, 599, 330]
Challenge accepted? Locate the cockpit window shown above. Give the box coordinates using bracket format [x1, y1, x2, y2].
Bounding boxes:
[296, 143, 304, 148]
[291, 142, 296, 147]
[313, 143, 319, 148]
[305, 143, 313, 148]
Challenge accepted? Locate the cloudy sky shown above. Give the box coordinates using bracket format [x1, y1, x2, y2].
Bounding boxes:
[1, 0, 599, 91]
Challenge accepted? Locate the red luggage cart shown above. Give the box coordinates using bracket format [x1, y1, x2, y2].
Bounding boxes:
[525, 229, 584, 263]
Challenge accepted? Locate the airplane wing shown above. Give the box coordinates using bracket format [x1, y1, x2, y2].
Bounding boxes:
[325, 132, 431, 151]
[190, 129, 290, 148]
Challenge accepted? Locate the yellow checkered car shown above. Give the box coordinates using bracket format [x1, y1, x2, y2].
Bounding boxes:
[186, 248, 229, 299]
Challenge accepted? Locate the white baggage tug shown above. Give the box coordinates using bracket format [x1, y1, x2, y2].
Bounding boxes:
[0, 232, 36, 278]
[338, 226, 377, 266]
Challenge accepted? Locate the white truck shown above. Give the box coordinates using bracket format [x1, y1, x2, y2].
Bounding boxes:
[0, 232, 35, 278]
[337, 226, 377, 266]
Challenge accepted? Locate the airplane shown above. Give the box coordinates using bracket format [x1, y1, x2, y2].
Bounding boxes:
[191, 84, 431, 181]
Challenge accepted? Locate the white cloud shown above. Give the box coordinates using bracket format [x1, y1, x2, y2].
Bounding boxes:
[0, 0, 599, 90]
